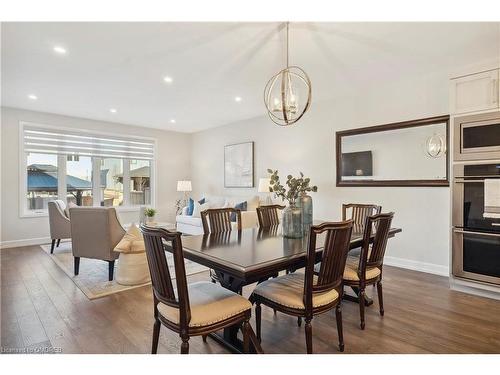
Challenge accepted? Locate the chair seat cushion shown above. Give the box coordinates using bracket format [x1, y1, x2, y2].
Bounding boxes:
[252, 273, 339, 310]
[157, 281, 251, 327]
[314, 256, 381, 282]
[343, 256, 381, 281]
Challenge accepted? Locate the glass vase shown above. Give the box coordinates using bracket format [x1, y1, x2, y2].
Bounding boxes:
[282, 204, 303, 239]
[297, 193, 313, 231]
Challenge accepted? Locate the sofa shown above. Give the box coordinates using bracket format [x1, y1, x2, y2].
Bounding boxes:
[176, 194, 260, 235]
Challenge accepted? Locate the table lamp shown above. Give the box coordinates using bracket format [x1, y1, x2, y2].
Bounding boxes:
[258, 178, 272, 205]
[177, 180, 192, 207]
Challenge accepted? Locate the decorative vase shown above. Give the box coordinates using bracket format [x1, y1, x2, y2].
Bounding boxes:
[282, 204, 303, 239]
[297, 193, 313, 231]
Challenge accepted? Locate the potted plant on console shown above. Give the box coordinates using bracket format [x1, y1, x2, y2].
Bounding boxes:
[268, 169, 318, 238]
[144, 208, 157, 224]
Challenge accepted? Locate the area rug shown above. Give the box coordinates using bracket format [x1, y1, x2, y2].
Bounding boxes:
[40, 241, 208, 300]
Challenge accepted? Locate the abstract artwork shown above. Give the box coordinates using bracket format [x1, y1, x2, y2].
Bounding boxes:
[224, 142, 254, 188]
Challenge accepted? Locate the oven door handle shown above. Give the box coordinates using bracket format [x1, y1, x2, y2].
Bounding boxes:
[453, 228, 500, 237]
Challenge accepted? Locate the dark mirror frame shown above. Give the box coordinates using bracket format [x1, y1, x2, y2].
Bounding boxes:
[336, 115, 450, 187]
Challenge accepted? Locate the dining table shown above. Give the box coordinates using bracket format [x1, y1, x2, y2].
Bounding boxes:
[169, 222, 402, 354]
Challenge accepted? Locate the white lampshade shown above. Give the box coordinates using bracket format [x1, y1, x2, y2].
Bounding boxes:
[258, 178, 271, 193]
[177, 180, 192, 192]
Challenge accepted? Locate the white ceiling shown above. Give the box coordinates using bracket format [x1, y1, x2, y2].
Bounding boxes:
[2, 22, 499, 133]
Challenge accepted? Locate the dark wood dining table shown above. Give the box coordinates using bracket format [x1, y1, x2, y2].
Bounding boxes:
[173, 223, 402, 353]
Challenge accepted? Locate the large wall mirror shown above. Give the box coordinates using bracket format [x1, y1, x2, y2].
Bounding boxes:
[336, 115, 450, 187]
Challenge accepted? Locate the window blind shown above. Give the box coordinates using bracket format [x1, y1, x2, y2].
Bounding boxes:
[23, 125, 155, 160]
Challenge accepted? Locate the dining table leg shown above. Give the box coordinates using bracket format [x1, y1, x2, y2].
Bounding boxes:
[343, 286, 374, 306]
[207, 271, 263, 354]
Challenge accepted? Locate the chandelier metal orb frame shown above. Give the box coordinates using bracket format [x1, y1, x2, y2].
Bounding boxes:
[264, 22, 312, 127]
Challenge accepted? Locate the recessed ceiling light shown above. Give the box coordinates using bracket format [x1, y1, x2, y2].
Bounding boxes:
[109, 108, 117, 113]
[53, 46, 67, 55]
[170, 119, 176, 124]
[234, 96, 242, 102]
[28, 94, 38, 100]
[163, 76, 173, 84]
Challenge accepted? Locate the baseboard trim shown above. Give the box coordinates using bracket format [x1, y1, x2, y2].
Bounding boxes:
[384, 256, 449, 277]
[0, 236, 51, 249]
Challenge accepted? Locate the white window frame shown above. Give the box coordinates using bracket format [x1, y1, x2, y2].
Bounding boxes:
[19, 121, 157, 218]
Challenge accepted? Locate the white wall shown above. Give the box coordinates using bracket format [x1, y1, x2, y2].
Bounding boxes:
[191, 71, 452, 275]
[0, 107, 191, 248]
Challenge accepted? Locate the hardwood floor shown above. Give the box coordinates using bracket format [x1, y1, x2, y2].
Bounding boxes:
[2, 245, 500, 354]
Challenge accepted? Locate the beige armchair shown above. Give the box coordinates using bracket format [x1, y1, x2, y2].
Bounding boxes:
[48, 200, 71, 254]
[69, 207, 125, 281]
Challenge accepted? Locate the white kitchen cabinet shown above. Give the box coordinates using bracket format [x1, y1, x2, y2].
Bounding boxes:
[450, 69, 499, 115]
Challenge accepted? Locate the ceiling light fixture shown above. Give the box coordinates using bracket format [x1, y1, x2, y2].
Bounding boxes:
[170, 119, 176, 124]
[28, 94, 38, 100]
[163, 76, 173, 84]
[53, 46, 67, 55]
[234, 96, 242, 102]
[264, 22, 311, 126]
[109, 108, 117, 113]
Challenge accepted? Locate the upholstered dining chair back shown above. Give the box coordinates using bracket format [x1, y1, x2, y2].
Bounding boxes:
[342, 203, 381, 233]
[201, 207, 242, 234]
[304, 220, 354, 312]
[256, 204, 285, 228]
[48, 200, 71, 240]
[69, 207, 124, 261]
[359, 213, 394, 272]
[140, 225, 191, 328]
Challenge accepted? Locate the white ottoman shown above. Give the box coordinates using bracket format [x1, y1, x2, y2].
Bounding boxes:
[116, 252, 151, 286]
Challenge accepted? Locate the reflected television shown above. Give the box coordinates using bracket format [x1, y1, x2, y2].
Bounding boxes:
[341, 151, 373, 177]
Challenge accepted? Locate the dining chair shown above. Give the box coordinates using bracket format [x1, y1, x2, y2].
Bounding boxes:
[342, 203, 382, 233]
[201, 207, 242, 285]
[201, 207, 242, 233]
[250, 220, 354, 354]
[140, 224, 253, 354]
[342, 212, 394, 330]
[256, 204, 285, 228]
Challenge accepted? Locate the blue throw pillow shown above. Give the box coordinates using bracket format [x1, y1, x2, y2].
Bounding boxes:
[187, 198, 195, 216]
[231, 201, 247, 222]
[199, 197, 206, 205]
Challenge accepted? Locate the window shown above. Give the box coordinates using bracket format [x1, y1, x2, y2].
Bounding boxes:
[130, 159, 151, 205]
[101, 158, 123, 207]
[21, 123, 155, 215]
[26, 153, 59, 212]
[67, 155, 93, 206]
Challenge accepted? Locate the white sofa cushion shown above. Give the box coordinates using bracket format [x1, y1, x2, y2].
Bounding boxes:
[176, 215, 203, 226]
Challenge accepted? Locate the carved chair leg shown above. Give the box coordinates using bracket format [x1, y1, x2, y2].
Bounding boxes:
[305, 318, 313, 354]
[255, 302, 262, 342]
[377, 281, 384, 316]
[180, 337, 189, 354]
[152, 319, 160, 354]
[359, 288, 366, 330]
[202, 335, 207, 342]
[74, 257, 80, 276]
[50, 239, 56, 254]
[242, 319, 250, 353]
[335, 305, 344, 352]
[297, 316, 302, 327]
[56, 239, 61, 247]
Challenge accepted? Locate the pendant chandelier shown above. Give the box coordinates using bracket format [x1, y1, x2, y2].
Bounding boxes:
[264, 22, 312, 126]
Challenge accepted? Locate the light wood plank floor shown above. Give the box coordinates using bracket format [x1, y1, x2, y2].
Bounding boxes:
[2, 245, 500, 354]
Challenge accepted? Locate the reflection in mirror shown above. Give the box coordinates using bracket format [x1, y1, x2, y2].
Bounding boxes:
[336, 116, 449, 186]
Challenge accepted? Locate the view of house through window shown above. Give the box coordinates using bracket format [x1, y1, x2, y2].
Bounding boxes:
[66, 155, 93, 206]
[130, 159, 151, 205]
[26, 153, 59, 211]
[101, 158, 124, 206]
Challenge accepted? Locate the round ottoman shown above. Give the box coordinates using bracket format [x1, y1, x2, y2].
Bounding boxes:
[116, 251, 151, 286]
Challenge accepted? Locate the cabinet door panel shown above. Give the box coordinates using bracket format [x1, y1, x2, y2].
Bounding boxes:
[450, 69, 499, 115]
